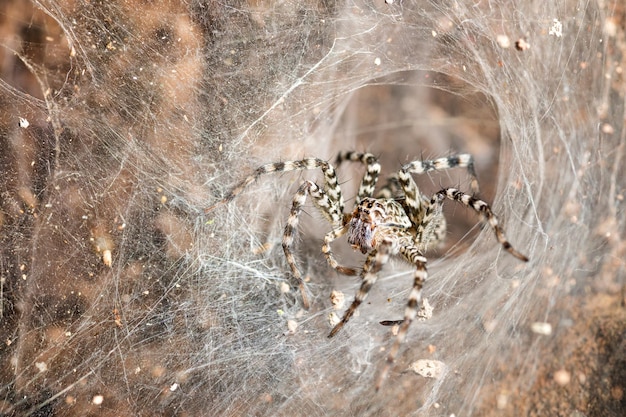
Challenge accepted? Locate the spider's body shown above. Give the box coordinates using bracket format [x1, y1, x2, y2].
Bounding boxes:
[207, 151, 528, 390]
[347, 198, 413, 254]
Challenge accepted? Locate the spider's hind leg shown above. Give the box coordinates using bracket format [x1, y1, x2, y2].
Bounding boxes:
[335, 151, 381, 205]
[322, 223, 359, 276]
[376, 173, 402, 199]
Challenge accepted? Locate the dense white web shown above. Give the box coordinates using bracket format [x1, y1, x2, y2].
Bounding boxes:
[1, 0, 624, 416]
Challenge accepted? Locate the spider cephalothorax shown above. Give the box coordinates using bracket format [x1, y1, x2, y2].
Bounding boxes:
[347, 198, 412, 254]
[207, 151, 528, 390]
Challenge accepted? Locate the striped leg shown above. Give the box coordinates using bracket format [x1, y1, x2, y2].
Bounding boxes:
[322, 223, 358, 276]
[397, 154, 479, 227]
[435, 188, 529, 262]
[376, 173, 401, 199]
[376, 246, 428, 391]
[207, 158, 344, 224]
[415, 192, 446, 252]
[335, 151, 381, 205]
[283, 181, 342, 309]
[327, 240, 395, 338]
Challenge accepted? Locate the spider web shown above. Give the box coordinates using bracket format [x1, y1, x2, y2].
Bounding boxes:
[1, 0, 624, 416]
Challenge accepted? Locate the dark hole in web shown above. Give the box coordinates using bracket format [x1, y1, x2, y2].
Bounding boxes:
[332, 70, 502, 260]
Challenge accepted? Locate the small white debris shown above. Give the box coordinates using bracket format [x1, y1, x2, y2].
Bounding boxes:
[417, 298, 433, 321]
[92, 395, 104, 405]
[496, 392, 509, 409]
[496, 34, 511, 48]
[91, 230, 114, 267]
[531, 322, 552, 335]
[549, 18, 563, 38]
[408, 359, 446, 379]
[330, 290, 345, 310]
[19, 117, 30, 128]
[374, 57, 381, 66]
[328, 312, 340, 327]
[554, 369, 571, 386]
[102, 249, 112, 268]
[169, 383, 179, 392]
[601, 123, 615, 134]
[604, 18, 617, 37]
[385, 0, 394, 4]
[286, 319, 298, 333]
[515, 38, 530, 51]
[483, 319, 498, 333]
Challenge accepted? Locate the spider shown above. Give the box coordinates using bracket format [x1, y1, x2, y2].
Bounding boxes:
[207, 151, 528, 390]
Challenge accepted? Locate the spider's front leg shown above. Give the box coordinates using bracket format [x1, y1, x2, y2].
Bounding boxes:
[321, 222, 359, 277]
[283, 180, 347, 309]
[376, 245, 428, 391]
[434, 188, 529, 262]
[205, 156, 348, 309]
[206, 157, 345, 220]
[328, 240, 395, 338]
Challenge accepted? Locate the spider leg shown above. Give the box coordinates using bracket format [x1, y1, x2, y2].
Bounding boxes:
[327, 240, 395, 338]
[283, 180, 345, 309]
[335, 151, 381, 205]
[434, 188, 529, 262]
[322, 222, 359, 276]
[376, 173, 401, 199]
[415, 190, 446, 252]
[379, 319, 404, 326]
[397, 154, 479, 226]
[207, 158, 344, 223]
[376, 245, 428, 391]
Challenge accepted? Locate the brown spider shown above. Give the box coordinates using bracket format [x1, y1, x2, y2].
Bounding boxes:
[207, 151, 528, 390]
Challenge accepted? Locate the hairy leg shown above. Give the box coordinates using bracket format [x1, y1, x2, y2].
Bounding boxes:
[434, 188, 529, 262]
